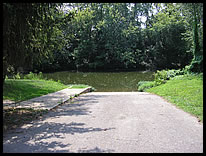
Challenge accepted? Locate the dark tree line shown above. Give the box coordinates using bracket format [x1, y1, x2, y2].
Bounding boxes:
[3, 3, 203, 82]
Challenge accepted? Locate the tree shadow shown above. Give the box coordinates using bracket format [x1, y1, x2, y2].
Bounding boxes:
[77, 146, 115, 153]
[3, 93, 115, 153]
[47, 93, 108, 117]
[3, 120, 115, 153]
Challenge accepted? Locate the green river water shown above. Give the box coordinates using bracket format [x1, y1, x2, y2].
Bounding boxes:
[43, 71, 154, 92]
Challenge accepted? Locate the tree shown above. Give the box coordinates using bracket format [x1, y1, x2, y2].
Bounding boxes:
[19, 3, 199, 73]
[3, 3, 64, 82]
[141, 3, 192, 70]
[180, 3, 203, 72]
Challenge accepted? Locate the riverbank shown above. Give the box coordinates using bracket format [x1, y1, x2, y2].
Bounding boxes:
[146, 74, 203, 122]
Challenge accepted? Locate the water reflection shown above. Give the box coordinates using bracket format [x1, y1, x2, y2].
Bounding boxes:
[43, 71, 154, 92]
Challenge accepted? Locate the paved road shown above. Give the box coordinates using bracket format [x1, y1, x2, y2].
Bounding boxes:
[3, 92, 203, 153]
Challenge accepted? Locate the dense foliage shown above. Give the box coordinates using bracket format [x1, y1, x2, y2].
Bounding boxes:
[3, 3, 71, 80]
[3, 3, 203, 81]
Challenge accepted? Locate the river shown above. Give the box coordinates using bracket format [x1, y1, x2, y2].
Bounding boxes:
[43, 71, 154, 92]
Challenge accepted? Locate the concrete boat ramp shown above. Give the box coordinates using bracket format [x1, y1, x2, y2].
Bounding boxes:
[3, 87, 92, 110]
[3, 90, 203, 153]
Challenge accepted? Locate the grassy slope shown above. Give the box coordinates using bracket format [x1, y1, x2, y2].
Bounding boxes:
[146, 75, 203, 122]
[3, 79, 68, 102]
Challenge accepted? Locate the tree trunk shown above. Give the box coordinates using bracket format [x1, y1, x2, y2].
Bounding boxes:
[193, 3, 200, 60]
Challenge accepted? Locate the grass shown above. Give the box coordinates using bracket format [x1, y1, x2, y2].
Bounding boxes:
[3, 79, 69, 102]
[137, 81, 156, 92]
[3, 78, 91, 132]
[68, 84, 90, 89]
[3, 79, 68, 132]
[146, 74, 203, 122]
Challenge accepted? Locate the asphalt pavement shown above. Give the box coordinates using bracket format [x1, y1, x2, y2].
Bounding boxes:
[3, 92, 203, 153]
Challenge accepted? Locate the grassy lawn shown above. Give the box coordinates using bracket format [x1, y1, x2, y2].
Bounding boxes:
[146, 74, 203, 122]
[3, 79, 69, 102]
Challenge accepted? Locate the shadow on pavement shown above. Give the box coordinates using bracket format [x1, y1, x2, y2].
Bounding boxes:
[77, 146, 115, 153]
[3, 93, 115, 153]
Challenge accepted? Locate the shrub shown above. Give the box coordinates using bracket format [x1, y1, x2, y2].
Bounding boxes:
[24, 72, 44, 80]
[137, 81, 156, 92]
[187, 56, 203, 73]
[38, 72, 44, 79]
[137, 81, 149, 88]
[154, 69, 185, 85]
[138, 68, 197, 92]
[154, 70, 167, 85]
[13, 72, 21, 79]
[24, 72, 36, 79]
[183, 65, 191, 75]
[165, 70, 176, 79]
[166, 69, 184, 79]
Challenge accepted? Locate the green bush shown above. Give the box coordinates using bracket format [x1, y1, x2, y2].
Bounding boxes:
[137, 69, 186, 92]
[166, 69, 184, 79]
[187, 56, 203, 73]
[138, 69, 201, 93]
[137, 81, 149, 88]
[137, 81, 156, 92]
[24, 72, 44, 80]
[182, 65, 191, 75]
[13, 72, 21, 79]
[154, 70, 167, 85]
[154, 69, 185, 85]
[24, 72, 36, 79]
[38, 72, 44, 79]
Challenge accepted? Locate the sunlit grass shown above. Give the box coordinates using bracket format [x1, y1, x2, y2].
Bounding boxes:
[3, 79, 68, 102]
[68, 84, 90, 89]
[146, 74, 203, 122]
